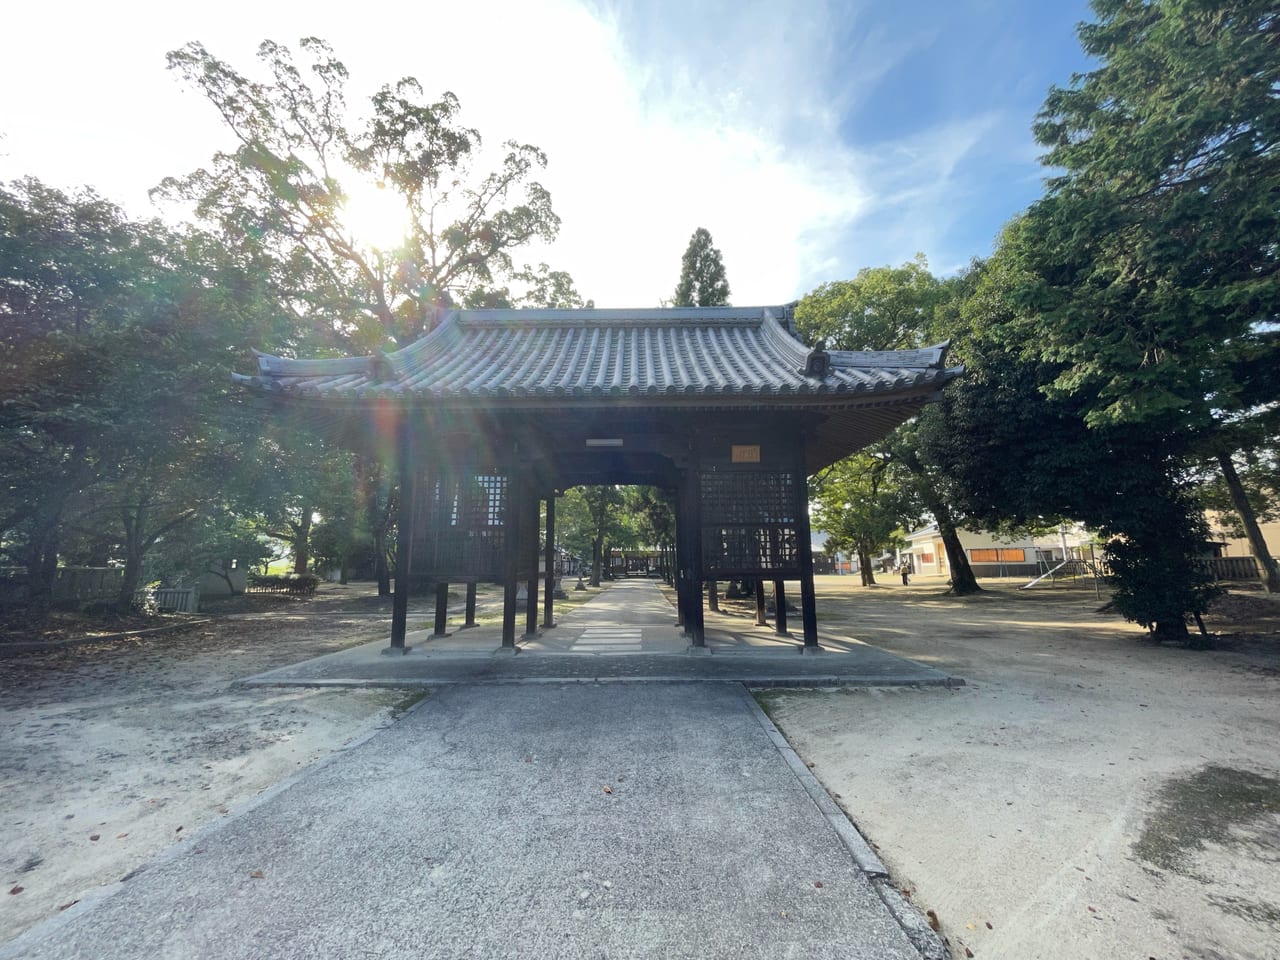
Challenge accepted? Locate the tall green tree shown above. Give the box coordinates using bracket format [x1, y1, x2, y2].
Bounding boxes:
[159, 38, 573, 350]
[797, 256, 984, 593]
[811, 453, 920, 586]
[925, 245, 1221, 641]
[1015, 0, 1280, 592]
[0, 179, 278, 612]
[672, 227, 731, 307]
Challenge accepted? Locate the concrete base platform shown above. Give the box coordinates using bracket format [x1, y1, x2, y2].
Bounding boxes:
[241, 630, 958, 689]
[246, 579, 962, 689]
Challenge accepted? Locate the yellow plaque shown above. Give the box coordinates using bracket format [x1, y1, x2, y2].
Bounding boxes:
[731, 444, 761, 463]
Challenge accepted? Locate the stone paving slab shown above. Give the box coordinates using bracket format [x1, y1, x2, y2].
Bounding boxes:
[1, 683, 925, 960]
[239, 579, 960, 690]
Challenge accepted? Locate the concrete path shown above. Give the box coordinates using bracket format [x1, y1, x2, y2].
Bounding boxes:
[2, 683, 932, 959]
[241, 579, 959, 689]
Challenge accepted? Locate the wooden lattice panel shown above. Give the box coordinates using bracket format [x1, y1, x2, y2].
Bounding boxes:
[699, 469, 801, 575]
[418, 473, 508, 580]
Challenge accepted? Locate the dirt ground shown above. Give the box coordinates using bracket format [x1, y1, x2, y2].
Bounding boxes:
[0, 583, 418, 943]
[3, 577, 1279, 959]
[764, 575, 1280, 960]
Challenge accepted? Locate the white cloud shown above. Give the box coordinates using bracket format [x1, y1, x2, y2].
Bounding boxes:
[0, 0, 1060, 304]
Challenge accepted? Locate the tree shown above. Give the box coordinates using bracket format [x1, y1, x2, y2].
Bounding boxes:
[922, 245, 1221, 642]
[672, 228, 731, 307]
[556, 486, 642, 587]
[159, 38, 573, 350]
[811, 454, 920, 586]
[796, 256, 984, 593]
[1015, 0, 1280, 592]
[0, 179, 279, 612]
[796, 254, 945, 352]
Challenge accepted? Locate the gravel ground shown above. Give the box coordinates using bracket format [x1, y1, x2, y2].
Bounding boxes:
[0, 583, 416, 943]
[764, 577, 1280, 960]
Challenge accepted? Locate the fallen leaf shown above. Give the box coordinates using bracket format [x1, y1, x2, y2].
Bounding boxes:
[175, 826, 183, 833]
[926, 909, 940, 931]
[814, 881, 824, 889]
[89, 834, 100, 842]
[602, 785, 613, 795]
[986, 921, 993, 930]
[116, 833, 128, 839]
[966, 923, 976, 930]
[1087, 906, 1096, 913]
[57, 900, 79, 911]
[249, 869, 265, 879]
[779, 911, 788, 919]
[805, 761, 815, 768]
[8, 886, 23, 895]
[965, 948, 975, 958]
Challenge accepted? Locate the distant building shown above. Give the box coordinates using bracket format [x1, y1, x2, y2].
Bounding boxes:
[903, 524, 1095, 579]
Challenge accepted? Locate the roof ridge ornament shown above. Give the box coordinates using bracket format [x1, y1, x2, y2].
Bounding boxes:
[368, 349, 398, 383]
[802, 340, 831, 378]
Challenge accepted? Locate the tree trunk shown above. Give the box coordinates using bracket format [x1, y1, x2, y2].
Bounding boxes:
[590, 536, 603, 587]
[707, 580, 720, 612]
[23, 532, 60, 616]
[858, 548, 876, 586]
[116, 509, 146, 614]
[293, 510, 312, 575]
[1217, 450, 1280, 594]
[928, 496, 982, 595]
[374, 531, 391, 596]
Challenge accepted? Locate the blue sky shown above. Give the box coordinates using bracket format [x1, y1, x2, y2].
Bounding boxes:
[0, 0, 1096, 306]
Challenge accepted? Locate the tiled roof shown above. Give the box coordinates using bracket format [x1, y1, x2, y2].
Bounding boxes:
[235, 306, 959, 407]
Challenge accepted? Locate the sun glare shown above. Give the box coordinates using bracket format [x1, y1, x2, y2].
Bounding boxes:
[342, 179, 409, 252]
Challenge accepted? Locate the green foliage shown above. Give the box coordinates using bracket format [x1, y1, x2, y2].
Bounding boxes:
[1016, 0, 1279, 437]
[796, 254, 944, 351]
[672, 228, 731, 307]
[983, 0, 1280, 608]
[623, 486, 676, 549]
[0, 178, 278, 612]
[159, 38, 575, 348]
[796, 255, 984, 591]
[811, 453, 920, 575]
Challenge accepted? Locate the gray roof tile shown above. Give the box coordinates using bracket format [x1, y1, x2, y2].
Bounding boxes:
[236, 306, 959, 410]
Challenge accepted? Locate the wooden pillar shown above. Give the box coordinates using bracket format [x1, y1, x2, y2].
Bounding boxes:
[389, 421, 416, 653]
[432, 581, 449, 638]
[673, 511, 687, 628]
[462, 581, 477, 628]
[679, 464, 705, 646]
[542, 493, 556, 629]
[754, 579, 767, 626]
[524, 488, 540, 639]
[773, 579, 788, 635]
[501, 472, 522, 649]
[795, 454, 819, 649]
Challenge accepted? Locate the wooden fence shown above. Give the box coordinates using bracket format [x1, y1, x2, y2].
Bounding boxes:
[1207, 556, 1262, 581]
